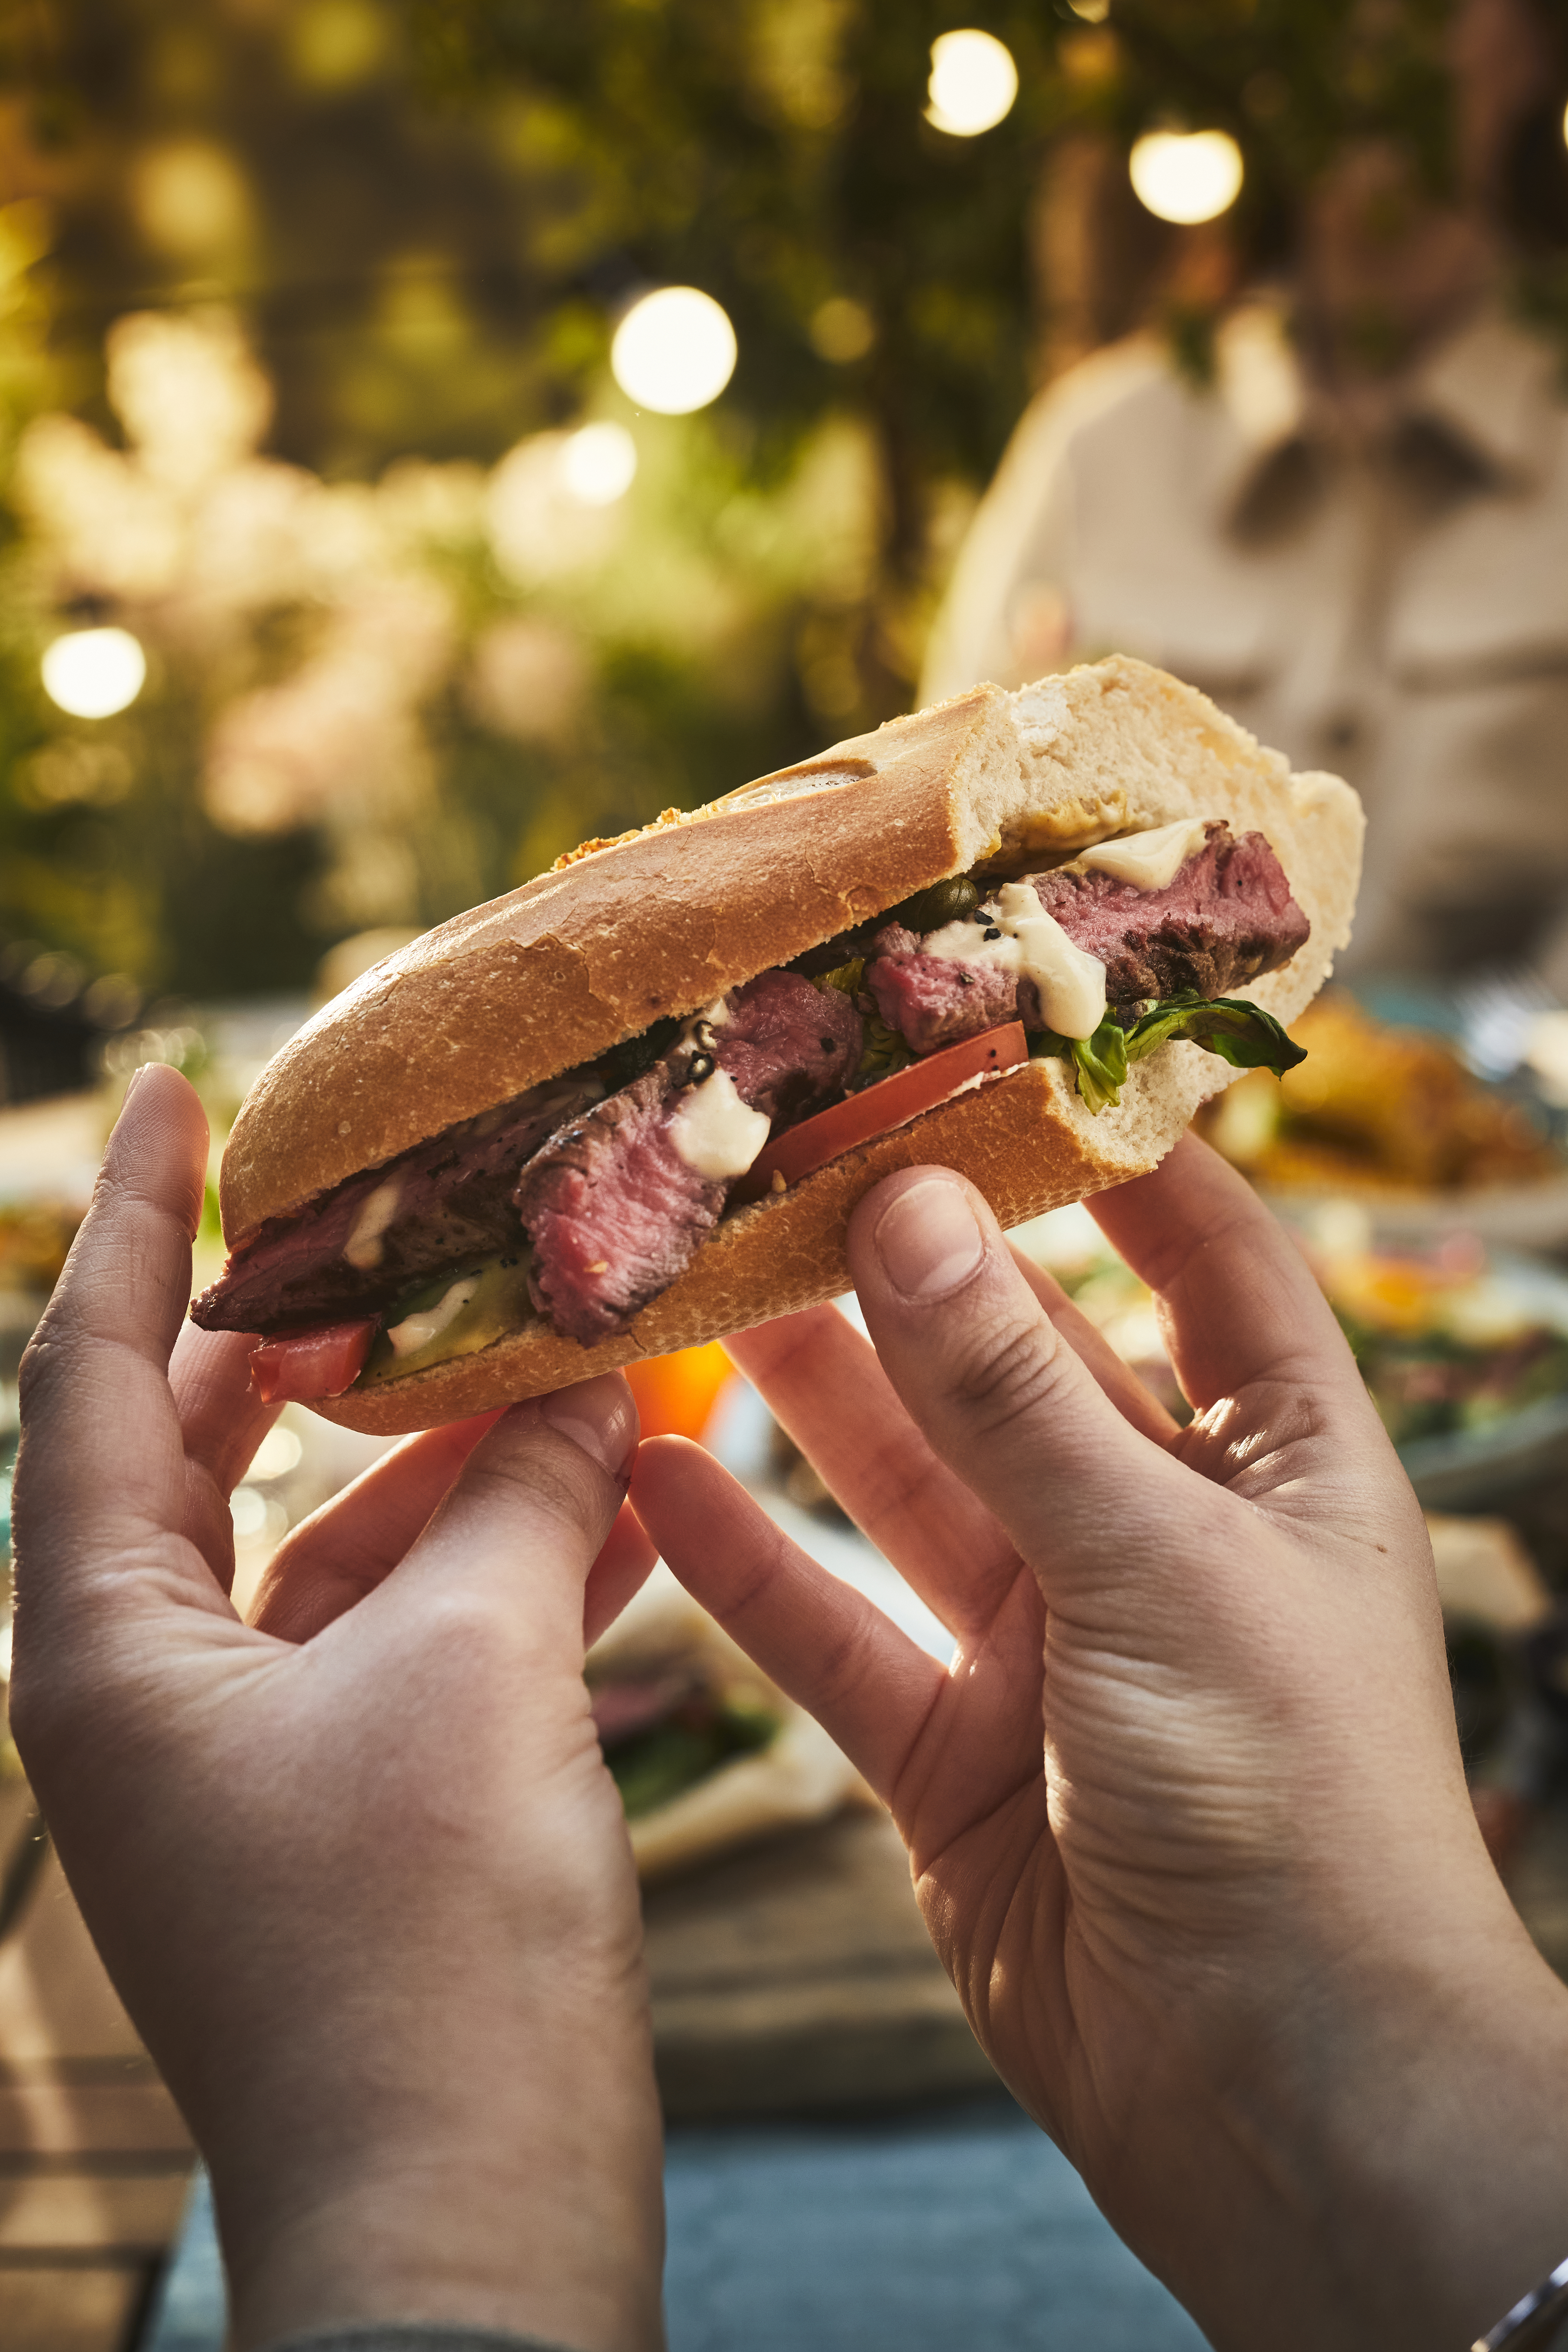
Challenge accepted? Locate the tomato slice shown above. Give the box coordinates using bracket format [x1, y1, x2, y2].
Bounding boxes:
[250, 1318, 377, 1404]
[735, 1022, 1029, 1204]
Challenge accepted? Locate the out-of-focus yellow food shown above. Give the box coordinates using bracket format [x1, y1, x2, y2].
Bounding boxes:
[1197, 992, 1558, 1192]
[0, 1201, 83, 1297]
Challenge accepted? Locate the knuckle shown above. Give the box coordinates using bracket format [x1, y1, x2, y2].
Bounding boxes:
[944, 1309, 1073, 1448]
[468, 1433, 601, 1537]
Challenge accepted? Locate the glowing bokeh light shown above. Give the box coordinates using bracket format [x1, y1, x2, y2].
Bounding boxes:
[1129, 130, 1244, 225]
[562, 421, 638, 505]
[611, 288, 737, 415]
[41, 628, 147, 719]
[925, 30, 1018, 138]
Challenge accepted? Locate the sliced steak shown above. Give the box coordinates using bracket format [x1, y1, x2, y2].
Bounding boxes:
[865, 826, 1307, 1055]
[190, 1078, 598, 1335]
[865, 924, 1036, 1058]
[717, 967, 864, 1124]
[1035, 826, 1309, 1004]
[515, 1061, 726, 1347]
[518, 972, 862, 1346]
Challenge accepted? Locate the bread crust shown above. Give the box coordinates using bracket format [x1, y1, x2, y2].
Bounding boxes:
[219, 654, 1362, 1433]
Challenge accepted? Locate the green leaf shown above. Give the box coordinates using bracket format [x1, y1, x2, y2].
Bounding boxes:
[857, 1011, 913, 1081]
[1031, 992, 1306, 1115]
[1029, 1016, 1129, 1113]
[1123, 992, 1308, 1077]
[1069, 1022, 1128, 1115]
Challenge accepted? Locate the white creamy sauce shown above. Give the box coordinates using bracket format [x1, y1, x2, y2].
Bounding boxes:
[387, 1275, 480, 1359]
[669, 1068, 771, 1179]
[1075, 817, 1211, 891]
[923, 880, 1107, 1040]
[343, 1176, 402, 1270]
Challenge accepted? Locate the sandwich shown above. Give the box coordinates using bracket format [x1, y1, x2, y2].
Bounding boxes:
[191, 654, 1363, 1432]
[587, 1564, 868, 1882]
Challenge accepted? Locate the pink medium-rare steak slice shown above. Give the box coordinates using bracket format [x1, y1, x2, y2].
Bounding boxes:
[190, 1077, 599, 1335]
[517, 971, 863, 1346]
[863, 925, 1027, 1057]
[1034, 826, 1309, 1004]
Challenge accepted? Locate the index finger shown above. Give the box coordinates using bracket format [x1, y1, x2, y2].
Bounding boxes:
[1087, 1133, 1370, 1418]
[169, 1321, 280, 1594]
[11, 1065, 230, 1635]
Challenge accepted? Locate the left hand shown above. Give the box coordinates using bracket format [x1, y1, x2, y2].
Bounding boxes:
[10, 1063, 664, 2352]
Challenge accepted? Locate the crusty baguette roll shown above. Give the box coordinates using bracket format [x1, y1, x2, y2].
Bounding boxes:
[219, 654, 1360, 1432]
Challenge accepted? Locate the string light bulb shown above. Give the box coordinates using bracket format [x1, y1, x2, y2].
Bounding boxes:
[925, 30, 1018, 137]
[611, 288, 737, 415]
[1129, 130, 1244, 225]
[41, 627, 147, 719]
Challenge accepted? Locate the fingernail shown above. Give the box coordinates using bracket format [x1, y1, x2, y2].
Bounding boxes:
[538, 1374, 639, 1480]
[874, 1177, 985, 1301]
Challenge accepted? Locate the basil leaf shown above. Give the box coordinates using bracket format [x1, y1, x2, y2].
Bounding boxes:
[1031, 992, 1305, 1114]
[1123, 991, 1308, 1077]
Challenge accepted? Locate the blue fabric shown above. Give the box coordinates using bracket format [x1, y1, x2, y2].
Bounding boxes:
[141, 2100, 1209, 2352]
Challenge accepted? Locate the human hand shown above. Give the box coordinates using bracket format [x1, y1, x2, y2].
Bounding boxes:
[10, 1064, 663, 2352]
[631, 1140, 1568, 2351]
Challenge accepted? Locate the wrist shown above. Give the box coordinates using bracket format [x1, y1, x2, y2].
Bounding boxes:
[1165, 1907, 1568, 2352]
[209, 1973, 664, 2352]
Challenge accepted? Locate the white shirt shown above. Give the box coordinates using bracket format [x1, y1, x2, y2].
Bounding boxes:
[922, 299, 1568, 985]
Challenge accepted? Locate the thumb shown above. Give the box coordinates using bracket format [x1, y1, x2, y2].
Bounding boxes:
[847, 1168, 1197, 1599]
[385, 1373, 640, 1658]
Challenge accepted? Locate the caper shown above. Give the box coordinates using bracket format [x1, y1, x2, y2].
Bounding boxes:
[895, 876, 980, 934]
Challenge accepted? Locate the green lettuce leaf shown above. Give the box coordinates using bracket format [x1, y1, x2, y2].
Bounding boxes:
[1068, 1022, 1129, 1115]
[1034, 992, 1306, 1115]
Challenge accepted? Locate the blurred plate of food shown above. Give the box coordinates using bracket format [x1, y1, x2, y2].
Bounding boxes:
[1195, 991, 1568, 1248]
[587, 1562, 873, 1882]
[1013, 1199, 1568, 1511]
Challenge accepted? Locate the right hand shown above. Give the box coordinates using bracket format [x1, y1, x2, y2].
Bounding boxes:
[631, 1139, 1568, 2352]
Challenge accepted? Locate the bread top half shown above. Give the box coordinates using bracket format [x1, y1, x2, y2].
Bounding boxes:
[219, 654, 1365, 1241]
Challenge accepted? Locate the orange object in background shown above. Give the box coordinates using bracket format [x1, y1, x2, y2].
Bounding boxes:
[624, 1342, 735, 1442]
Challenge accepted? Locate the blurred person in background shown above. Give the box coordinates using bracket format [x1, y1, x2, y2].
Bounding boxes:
[923, 0, 1568, 993]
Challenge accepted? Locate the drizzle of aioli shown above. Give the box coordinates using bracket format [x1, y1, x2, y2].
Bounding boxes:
[922, 881, 1107, 1040]
[387, 1274, 480, 1358]
[669, 1068, 771, 1180]
[344, 1177, 402, 1270]
[1076, 817, 1210, 891]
